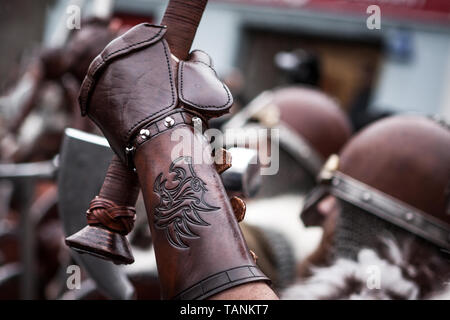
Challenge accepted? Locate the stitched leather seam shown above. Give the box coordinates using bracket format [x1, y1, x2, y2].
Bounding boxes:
[93, 27, 164, 76]
[179, 60, 232, 109]
[103, 27, 164, 60]
[80, 26, 165, 115]
[190, 49, 212, 65]
[125, 39, 177, 142]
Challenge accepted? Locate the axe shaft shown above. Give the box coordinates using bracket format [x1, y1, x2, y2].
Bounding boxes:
[162, 0, 208, 60]
[98, 156, 139, 205]
[98, 0, 208, 208]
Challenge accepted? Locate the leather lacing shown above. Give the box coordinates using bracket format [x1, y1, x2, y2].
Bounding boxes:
[86, 196, 136, 235]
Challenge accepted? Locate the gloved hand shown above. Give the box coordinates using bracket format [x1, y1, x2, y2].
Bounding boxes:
[78, 23, 270, 300]
[79, 23, 232, 167]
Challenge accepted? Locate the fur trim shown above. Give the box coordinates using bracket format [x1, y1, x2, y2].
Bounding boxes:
[283, 237, 450, 299]
[430, 286, 450, 300]
[282, 247, 419, 300]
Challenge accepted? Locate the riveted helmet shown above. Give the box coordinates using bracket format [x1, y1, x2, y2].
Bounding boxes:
[302, 115, 450, 254]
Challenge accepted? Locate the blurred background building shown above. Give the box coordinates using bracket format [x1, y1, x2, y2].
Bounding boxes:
[2, 0, 450, 120]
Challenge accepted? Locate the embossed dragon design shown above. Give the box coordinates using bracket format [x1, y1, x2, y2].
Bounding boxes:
[153, 156, 219, 249]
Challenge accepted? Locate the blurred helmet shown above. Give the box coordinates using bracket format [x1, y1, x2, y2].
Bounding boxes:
[39, 19, 117, 82]
[65, 18, 118, 82]
[302, 115, 450, 254]
[224, 86, 352, 197]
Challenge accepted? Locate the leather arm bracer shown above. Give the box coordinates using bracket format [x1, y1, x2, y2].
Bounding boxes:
[78, 23, 270, 299]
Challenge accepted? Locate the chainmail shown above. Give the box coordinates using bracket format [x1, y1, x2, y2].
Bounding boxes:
[332, 200, 401, 260]
[255, 148, 315, 199]
[332, 200, 450, 297]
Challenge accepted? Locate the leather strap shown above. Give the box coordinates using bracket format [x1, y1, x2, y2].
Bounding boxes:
[86, 196, 136, 235]
[174, 265, 269, 300]
[125, 108, 208, 168]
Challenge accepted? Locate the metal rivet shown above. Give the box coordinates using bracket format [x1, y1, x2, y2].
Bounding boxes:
[164, 116, 175, 128]
[192, 116, 202, 126]
[404, 212, 414, 221]
[332, 177, 340, 186]
[139, 129, 150, 139]
[362, 192, 372, 202]
[125, 146, 135, 154]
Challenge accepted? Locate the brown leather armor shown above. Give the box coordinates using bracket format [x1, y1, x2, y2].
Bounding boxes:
[79, 23, 270, 299]
[79, 23, 232, 167]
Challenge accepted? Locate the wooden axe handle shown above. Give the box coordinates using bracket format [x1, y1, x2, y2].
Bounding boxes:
[99, 0, 209, 206]
[162, 0, 208, 60]
[99, 156, 139, 205]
